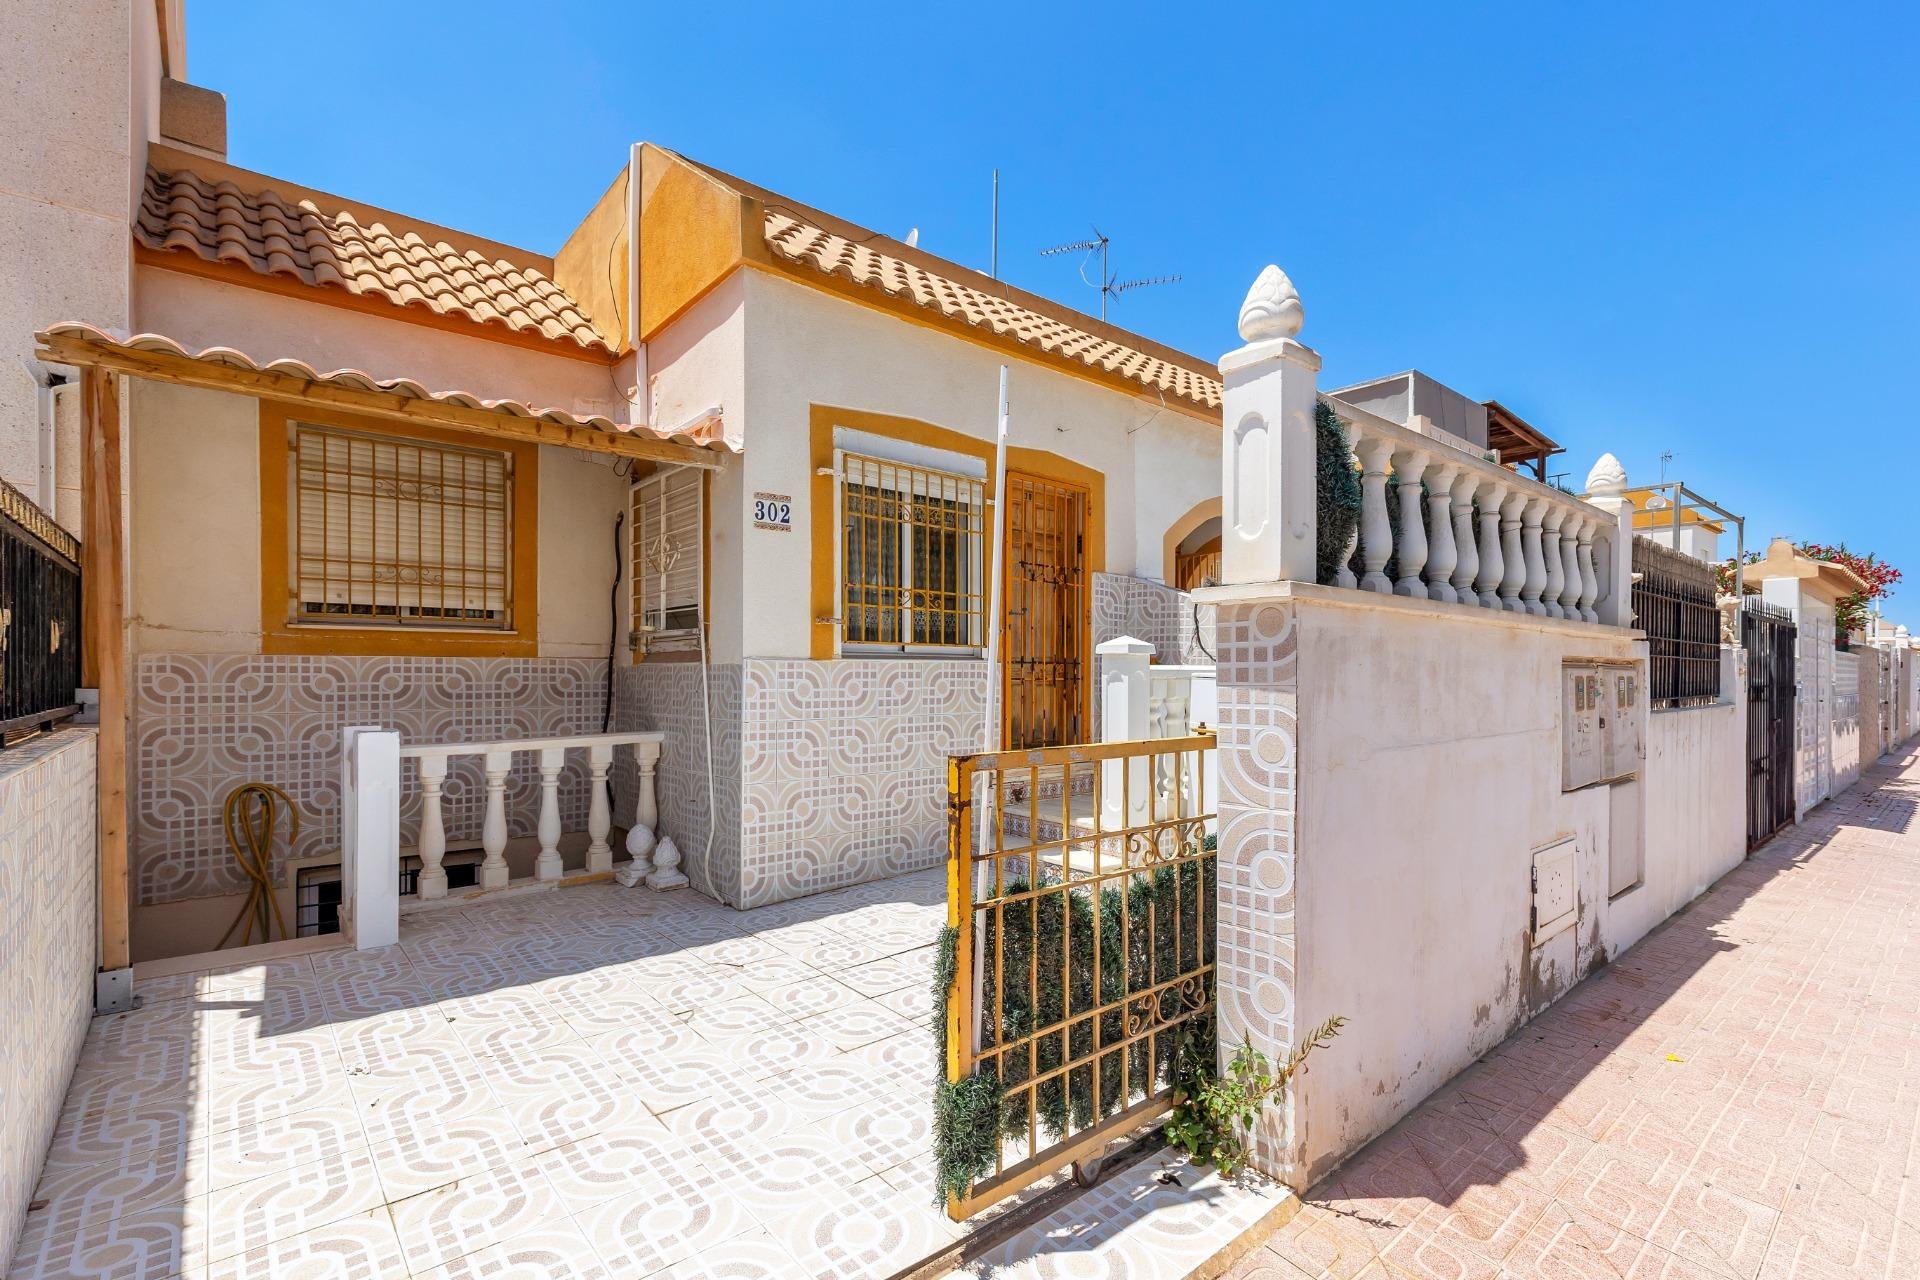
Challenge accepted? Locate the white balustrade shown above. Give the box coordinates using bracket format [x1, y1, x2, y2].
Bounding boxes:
[1212, 263, 1631, 630]
[340, 730, 674, 949]
[1095, 637, 1217, 832]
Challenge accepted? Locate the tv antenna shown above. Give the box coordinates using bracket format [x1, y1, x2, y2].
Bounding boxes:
[1659, 449, 1676, 481]
[1039, 227, 1180, 320]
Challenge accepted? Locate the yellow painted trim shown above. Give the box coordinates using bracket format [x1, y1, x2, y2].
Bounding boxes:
[806, 404, 1105, 681]
[258, 400, 540, 658]
[1162, 496, 1223, 586]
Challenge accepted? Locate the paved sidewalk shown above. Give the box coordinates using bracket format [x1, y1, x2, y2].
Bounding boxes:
[1234, 745, 1920, 1280]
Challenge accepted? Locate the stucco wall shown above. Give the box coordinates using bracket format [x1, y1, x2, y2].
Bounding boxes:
[731, 269, 1219, 661]
[127, 378, 629, 657]
[0, 0, 148, 528]
[1286, 593, 1639, 1182]
[1831, 650, 1862, 795]
[133, 267, 621, 419]
[0, 730, 98, 1265]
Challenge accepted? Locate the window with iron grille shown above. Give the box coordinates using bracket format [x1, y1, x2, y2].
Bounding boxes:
[1631, 536, 1721, 708]
[631, 468, 704, 651]
[839, 450, 986, 652]
[288, 424, 512, 629]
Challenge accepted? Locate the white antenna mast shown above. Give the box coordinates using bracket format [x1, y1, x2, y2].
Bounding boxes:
[1039, 226, 1180, 320]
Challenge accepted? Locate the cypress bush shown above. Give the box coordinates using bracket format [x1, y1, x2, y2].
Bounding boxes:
[1316, 400, 1364, 585]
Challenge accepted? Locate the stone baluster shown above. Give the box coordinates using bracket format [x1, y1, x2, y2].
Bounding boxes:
[534, 746, 564, 881]
[633, 738, 684, 889]
[1357, 437, 1396, 594]
[1576, 523, 1599, 624]
[416, 754, 448, 899]
[1423, 461, 1460, 604]
[1560, 515, 1587, 619]
[1332, 432, 1361, 588]
[1520, 497, 1548, 615]
[1393, 449, 1430, 599]
[1499, 492, 1528, 611]
[1540, 507, 1566, 619]
[479, 749, 512, 890]
[1450, 473, 1481, 607]
[1475, 480, 1508, 610]
[585, 743, 614, 873]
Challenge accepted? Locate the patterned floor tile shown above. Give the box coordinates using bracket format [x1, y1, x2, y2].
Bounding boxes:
[657, 1227, 808, 1279]
[414, 1217, 621, 1280]
[367, 1105, 530, 1200]
[203, 1206, 407, 1280]
[573, 1161, 757, 1276]
[768, 1177, 962, 1279]
[202, 1144, 386, 1263]
[387, 1155, 566, 1275]
[7, 1197, 207, 1280]
[203, 1102, 368, 1193]
[535, 1117, 683, 1209]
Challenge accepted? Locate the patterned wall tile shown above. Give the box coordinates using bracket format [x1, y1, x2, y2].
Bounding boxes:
[1212, 600, 1299, 1176]
[0, 730, 98, 1269]
[736, 659, 984, 910]
[131, 656, 613, 905]
[1090, 572, 1216, 736]
[612, 662, 742, 905]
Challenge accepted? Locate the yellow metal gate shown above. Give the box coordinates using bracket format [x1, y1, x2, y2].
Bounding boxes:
[942, 732, 1217, 1219]
[1002, 473, 1087, 749]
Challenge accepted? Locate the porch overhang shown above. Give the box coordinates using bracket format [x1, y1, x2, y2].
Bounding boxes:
[34, 323, 730, 467]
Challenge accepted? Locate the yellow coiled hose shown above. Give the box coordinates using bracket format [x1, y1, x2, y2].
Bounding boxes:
[217, 782, 299, 949]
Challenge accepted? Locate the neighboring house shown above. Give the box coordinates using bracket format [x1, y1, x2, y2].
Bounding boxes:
[1625, 486, 1725, 562]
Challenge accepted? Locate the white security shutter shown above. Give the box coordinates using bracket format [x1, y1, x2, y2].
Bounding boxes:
[632, 469, 704, 647]
[290, 424, 511, 626]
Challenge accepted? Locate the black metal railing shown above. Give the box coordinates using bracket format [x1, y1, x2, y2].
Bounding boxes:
[1632, 536, 1720, 709]
[0, 479, 82, 742]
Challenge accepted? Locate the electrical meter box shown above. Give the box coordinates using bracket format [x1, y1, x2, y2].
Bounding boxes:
[1563, 660, 1644, 790]
[1562, 665, 1603, 790]
[1531, 836, 1578, 943]
[1602, 666, 1644, 782]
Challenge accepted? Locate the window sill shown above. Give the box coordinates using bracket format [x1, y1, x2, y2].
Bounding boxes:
[262, 626, 536, 659]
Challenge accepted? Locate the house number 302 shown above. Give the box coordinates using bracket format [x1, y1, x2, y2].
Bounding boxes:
[752, 493, 793, 531]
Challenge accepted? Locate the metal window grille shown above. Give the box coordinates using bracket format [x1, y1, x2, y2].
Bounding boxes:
[1631, 535, 1720, 708]
[289, 424, 511, 629]
[294, 864, 342, 937]
[0, 479, 81, 742]
[839, 451, 986, 650]
[631, 469, 704, 650]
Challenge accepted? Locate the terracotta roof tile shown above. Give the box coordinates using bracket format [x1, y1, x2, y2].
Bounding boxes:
[136, 166, 615, 356]
[761, 211, 1222, 412]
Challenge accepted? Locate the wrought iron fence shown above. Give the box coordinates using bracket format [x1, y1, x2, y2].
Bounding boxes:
[0, 480, 82, 741]
[1632, 536, 1720, 708]
[939, 732, 1216, 1220]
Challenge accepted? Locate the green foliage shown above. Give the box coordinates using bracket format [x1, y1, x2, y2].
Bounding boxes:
[927, 858, 1219, 1205]
[1165, 1015, 1348, 1176]
[1315, 401, 1364, 585]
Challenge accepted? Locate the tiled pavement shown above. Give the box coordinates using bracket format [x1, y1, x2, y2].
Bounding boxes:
[9, 869, 964, 1279]
[1232, 744, 1920, 1280]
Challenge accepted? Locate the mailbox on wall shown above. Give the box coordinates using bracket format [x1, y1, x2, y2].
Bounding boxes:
[1562, 660, 1644, 791]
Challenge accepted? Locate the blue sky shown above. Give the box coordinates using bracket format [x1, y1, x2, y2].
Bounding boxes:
[193, 2, 1920, 614]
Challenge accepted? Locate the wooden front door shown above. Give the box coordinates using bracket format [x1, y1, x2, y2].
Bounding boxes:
[1002, 473, 1087, 749]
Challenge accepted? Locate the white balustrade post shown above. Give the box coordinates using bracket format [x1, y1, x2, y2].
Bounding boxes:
[1582, 454, 1634, 627]
[1219, 265, 1320, 586]
[342, 727, 401, 950]
[1393, 448, 1430, 599]
[1520, 497, 1548, 615]
[1475, 480, 1507, 610]
[535, 746, 564, 881]
[1559, 515, 1585, 618]
[1450, 472, 1481, 607]
[1356, 436, 1396, 594]
[1575, 516, 1600, 624]
[636, 739, 685, 889]
[1498, 490, 1527, 611]
[416, 753, 448, 899]
[1332, 432, 1361, 590]
[479, 749, 512, 890]
[1540, 507, 1566, 619]
[1423, 461, 1459, 604]
[585, 743, 614, 874]
[1096, 636, 1153, 830]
